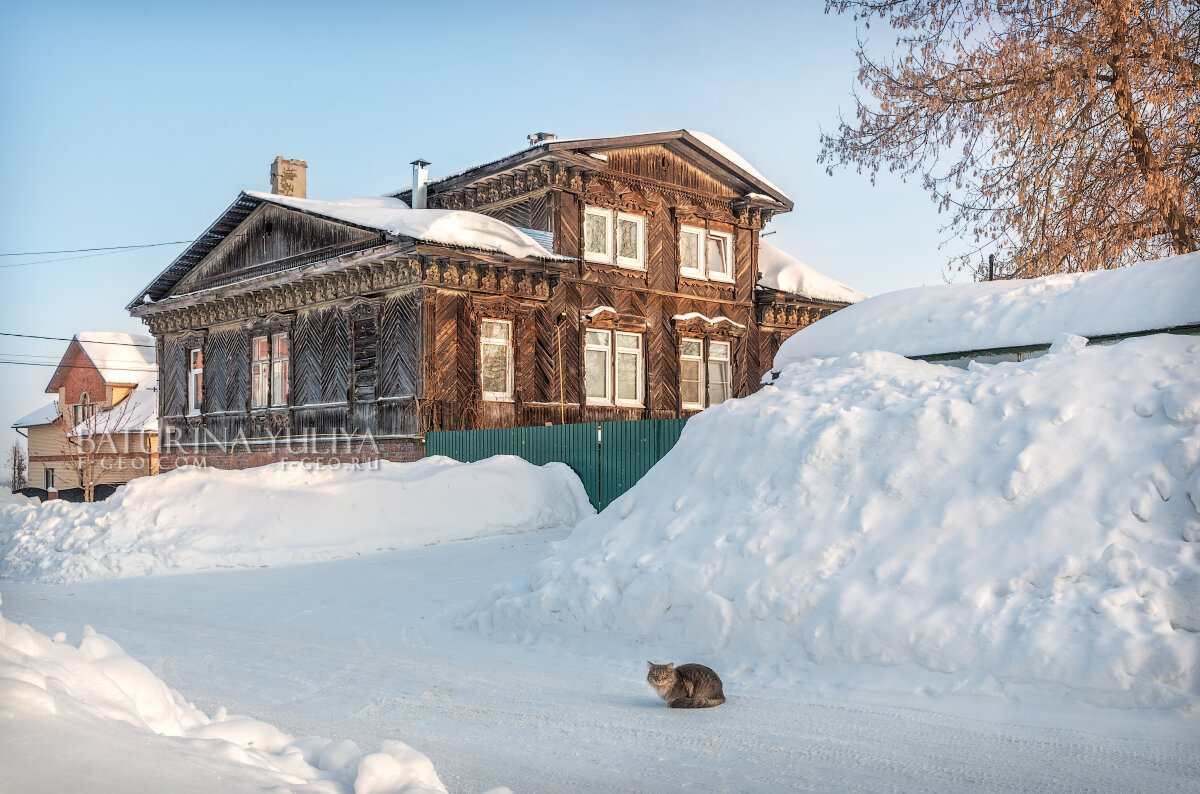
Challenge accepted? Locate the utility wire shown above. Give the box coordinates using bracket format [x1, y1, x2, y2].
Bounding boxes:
[0, 360, 156, 370]
[0, 241, 194, 257]
[0, 332, 155, 348]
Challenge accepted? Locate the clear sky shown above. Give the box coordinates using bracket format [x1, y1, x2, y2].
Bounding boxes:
[0, 0, 951, 458]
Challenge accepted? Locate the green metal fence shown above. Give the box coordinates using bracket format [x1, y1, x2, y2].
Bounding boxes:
[425, 418, 690, 511]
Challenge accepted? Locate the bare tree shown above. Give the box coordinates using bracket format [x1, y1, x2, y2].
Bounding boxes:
[59, 395, 141, 503]
[7, 440, 27, 491]
[821, 0, 1199, 278]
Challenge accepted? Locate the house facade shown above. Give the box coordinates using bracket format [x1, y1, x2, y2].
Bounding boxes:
[11, 333, 159, 498]
[129, 134, 862, 471]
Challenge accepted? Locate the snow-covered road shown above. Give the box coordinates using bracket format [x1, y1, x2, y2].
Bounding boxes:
[4, 528, 1197, 793]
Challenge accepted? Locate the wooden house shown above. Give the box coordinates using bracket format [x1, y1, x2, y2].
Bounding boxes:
[128, 135, 862, 470]
[11, 332, 159, 498]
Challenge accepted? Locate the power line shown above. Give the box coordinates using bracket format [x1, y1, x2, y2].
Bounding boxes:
[0, 241, 194, 257]
[0, 332, 155, 348]
[0, 360, 156, 370]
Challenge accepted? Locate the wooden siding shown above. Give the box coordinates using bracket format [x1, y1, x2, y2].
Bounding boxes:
[482, 192, 554, 232]
[603, 146, 739, 199]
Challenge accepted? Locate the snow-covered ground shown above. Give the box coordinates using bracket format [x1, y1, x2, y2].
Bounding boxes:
[3, 331, 1199, 791]
[0, 455, 591, 583]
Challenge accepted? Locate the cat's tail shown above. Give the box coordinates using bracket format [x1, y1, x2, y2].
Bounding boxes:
[668, 696, 725, 709]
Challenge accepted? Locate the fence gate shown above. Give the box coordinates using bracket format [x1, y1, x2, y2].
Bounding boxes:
[425, 418, 689, 511]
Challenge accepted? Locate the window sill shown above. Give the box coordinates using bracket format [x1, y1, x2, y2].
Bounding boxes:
[483, 395, 515, 403]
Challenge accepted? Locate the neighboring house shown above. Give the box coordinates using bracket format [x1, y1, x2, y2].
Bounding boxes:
[10, 332, 159, 499]
[770, 252, 1200, 373]
[128, 133, 863, 470]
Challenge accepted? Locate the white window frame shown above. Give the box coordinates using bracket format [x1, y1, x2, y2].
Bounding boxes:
[707, 340, 731, 406]
[480, 319, 514, 402]
[615, 211, 646, 270]
[584, 206, 645, 270]
[679, 225, 735, 282]
[679, 225, 706, 280]
[706, 230, 734, 283]
[583, 206, 613, 264]
[584, 329, 612, 405]
[679, 338, 733, 411]
[45, 467, 55, 490]
[584, 329, 644, 407]
[613, 331, 644, 407]
[188, 347, 203, 415]
[679, 337, 705, 410]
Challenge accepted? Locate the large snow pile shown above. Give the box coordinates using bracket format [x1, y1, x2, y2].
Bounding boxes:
[0, 602, 447, 793]
[472, 334, 1200, 710]
[0, 456, 592, 584]
[774, 252, 1200, 364]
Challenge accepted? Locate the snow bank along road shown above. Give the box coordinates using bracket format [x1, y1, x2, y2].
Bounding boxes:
[5, 529, 1197, 794]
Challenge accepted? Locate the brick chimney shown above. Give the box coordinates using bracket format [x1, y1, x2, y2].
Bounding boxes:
[270, 157, 308, 198]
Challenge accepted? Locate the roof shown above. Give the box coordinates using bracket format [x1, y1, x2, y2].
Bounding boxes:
[46, 333, 158, 393]
[71, 388, 158, 436]
[12, 401, 60, 428]
[772, 251, 1200, 367]
[128, 191, 565, 308]
[756, 241, 867, 304]
[245, 192, 564, 262]
[399, 129, 793, 209]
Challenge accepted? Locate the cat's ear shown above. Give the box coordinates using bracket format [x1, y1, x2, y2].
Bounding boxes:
[647, 661, 654, 668]
[667, 663, 674, 670]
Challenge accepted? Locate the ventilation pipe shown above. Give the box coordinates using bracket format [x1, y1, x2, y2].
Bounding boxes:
[410, 159, 430, 209]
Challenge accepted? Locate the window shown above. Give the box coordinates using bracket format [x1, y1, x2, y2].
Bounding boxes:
[252, 337, 270, 408]
[680, 338, 704, 409]
[679, 225, 733, 282]
[188, 348, 203, 415]
[680, 338, 733, 411]
[585, 329, 643, 406]
[271, 333, 289, 407]
[707, 341, 731, 406]
[480, 319, 513, 401]
[73, 393, 97, 425]
[584, 207, 610, 263]
[252, 333, 290, 408]
[45, 468, 55, 490]
[583, 206, 645, 269]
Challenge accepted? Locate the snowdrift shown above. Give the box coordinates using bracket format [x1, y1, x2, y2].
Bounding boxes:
[772, 252, 1200, 364]
[0, 456, 592, 584]
[0, 602, 447, 793]
[472, 335, 1200, 709]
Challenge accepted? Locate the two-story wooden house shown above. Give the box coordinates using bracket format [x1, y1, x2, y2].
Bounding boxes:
[128, 134, 862, 470]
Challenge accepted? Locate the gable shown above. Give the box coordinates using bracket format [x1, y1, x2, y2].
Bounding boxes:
[169, 203, 383, 297]
[600, 145, 739, 199]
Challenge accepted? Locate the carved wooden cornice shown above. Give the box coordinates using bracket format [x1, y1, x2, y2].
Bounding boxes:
[146, 258, 421, 335]
[756, 302, 835, 330]
[430, 162, 585, 212]
[417, 256, 558, 301]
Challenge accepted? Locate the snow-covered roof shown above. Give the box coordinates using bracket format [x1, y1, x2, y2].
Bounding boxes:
[12, 401, 60, 428]
[71, 388, 158, 436]
[757, 241, 867, 304]
[245, 191, 564, 262]
[774, 252, 1200, 366]
[47, 333, 157, 393]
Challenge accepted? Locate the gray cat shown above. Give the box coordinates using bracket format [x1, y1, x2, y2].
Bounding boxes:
[646, 661, 726, 708]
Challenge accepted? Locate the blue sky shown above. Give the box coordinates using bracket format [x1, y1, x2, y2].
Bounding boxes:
[0, 0, 950, 456]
